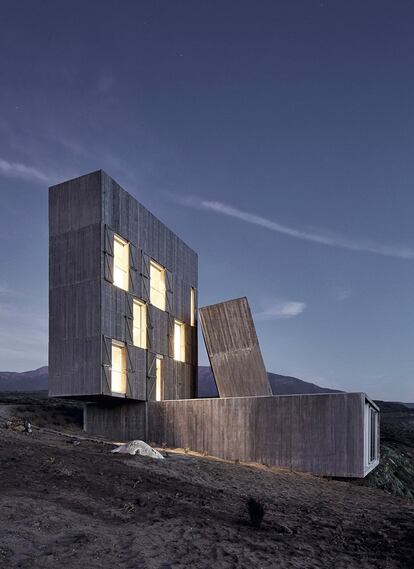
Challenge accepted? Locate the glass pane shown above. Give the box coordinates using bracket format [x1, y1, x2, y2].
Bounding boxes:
[150, 261, 166, 310]
[113, 236, 129, 291]
[112, 345, 122, 371]
[133, 301, 147, 349]
[156, 357, 162, 401]
[114, 266, 128, 290]
[111, 344, 126, 394]
[190, 288, 195, 326]
[174, 322, 181, 361]
[180, 324, 185, 362]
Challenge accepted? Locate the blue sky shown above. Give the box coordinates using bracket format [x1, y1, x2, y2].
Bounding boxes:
[1, 1, 414, 400]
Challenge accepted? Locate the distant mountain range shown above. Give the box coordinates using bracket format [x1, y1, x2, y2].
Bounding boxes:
[0, 366, 49, 391]
[0, 365, 340, 396]
[197, 366, 341, 397]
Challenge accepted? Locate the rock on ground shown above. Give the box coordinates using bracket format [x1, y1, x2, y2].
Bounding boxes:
[111, 440, 164, 459]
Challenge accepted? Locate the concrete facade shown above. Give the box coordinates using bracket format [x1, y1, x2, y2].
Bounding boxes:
[199, 297, 272, 397]
[49, 170, 198, 402]
[85, 393, 379, 478]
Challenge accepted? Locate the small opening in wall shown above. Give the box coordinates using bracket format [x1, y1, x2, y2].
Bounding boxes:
[113, 235, 129, 291]
[369, 408, 378, 463]
[156, 355, 163, 401]
[150, 259, 166, 311]
[190, 287, 196, 327]
[111, 341, 126, 395]
[174, 320, 185, 362]
[133, 299, 147, 349]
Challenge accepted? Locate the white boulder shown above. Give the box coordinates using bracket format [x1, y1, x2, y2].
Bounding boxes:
[111, 440, 164, 460]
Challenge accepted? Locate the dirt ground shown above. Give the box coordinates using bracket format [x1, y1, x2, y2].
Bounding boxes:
[0, 394, 413, 569]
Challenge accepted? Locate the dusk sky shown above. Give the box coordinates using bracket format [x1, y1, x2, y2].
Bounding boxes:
[1, 1, 414, 401]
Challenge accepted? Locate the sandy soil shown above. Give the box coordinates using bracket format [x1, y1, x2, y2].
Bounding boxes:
[0, 394, 413, 569]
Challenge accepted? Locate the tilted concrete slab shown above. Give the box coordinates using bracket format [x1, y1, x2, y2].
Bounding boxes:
[199, 297, 272, 397]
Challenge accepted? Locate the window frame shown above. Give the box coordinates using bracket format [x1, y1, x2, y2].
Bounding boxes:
[149, 259, 166, 311]
[369, 407, 378, 463]
[174, 319, 185, 363]
[155, 355, 163, 401]
[190, 287, 196, 327]
[113, 234, 129, 291]
[111, 340, 127, 396]
[133, 299, 147, 349]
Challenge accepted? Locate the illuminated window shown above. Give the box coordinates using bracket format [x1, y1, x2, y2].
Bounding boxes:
[111, 342, 126, 394]
[174, 320, 185, 362]
[190, 288, 196, 327]
[156, 355, 163, 401]
[150, 260, 166, 311]
[133, 299, 147, 349]
[113, 235, 129, 291]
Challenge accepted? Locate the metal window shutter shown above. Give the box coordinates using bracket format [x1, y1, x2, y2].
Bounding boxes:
[126, 344, 135, 398]
[104, 225, 114, 283]
[184, 324, 192, 365]
[125, 294, 134, 345]
[146, 351, 157, 401]
[102, 335, 112, 395]
[166, 269, 173, 314]
[128, 243, 138, 294]
[141, 253, 150, 303]
[167, 314, 175, 358]
[190, 325, 198, 367]
[146, 304, 153, 351]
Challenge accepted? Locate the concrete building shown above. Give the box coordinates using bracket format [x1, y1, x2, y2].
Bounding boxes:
[49, 170, 197, 402]
[49, 170, 379, 478]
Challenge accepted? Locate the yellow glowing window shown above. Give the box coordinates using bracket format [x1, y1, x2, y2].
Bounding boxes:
[174, 320, 185, 362]
[156, 356, 163, 401]
[150, 260, 166, 311]
[111, 342, 126, 395]
[113, 235, 129, 291]
[133, 299, 147, 349]
[190, 288, 196, 327]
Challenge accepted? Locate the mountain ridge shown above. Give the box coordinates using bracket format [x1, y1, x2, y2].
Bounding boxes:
[197, 365, 341, 396]
[0, 365, 340, 396]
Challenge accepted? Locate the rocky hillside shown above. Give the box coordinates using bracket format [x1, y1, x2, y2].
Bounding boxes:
[0, 392, 413, 568]
[358, 401, 414, 500]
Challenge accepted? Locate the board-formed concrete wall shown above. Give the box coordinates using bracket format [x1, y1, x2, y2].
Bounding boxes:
[49, 172, 102, 397]
[85, 392, 379, 477]
[49, 170, 198, 401]
[199, 298, 272, 398]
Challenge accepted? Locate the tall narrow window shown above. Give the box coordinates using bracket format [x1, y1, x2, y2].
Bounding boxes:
[174, 320, 185, 362]
[369, 408, 378, 462]
[111, 342, 126, 394]
[155, 355, 163, 401]
[150, 260, 166, 311]
[190, 287, 196, 327]
[113, 235, 129, 291]
[133, 299, 147, 349]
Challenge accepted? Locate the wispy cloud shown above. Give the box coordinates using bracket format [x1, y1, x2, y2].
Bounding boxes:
[0, 157, 55, 185]
[177, 197, 414, 260]
[255, 301, 306, 321]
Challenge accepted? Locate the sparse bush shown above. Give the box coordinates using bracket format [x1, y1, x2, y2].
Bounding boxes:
[247, 497, 265, 529]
